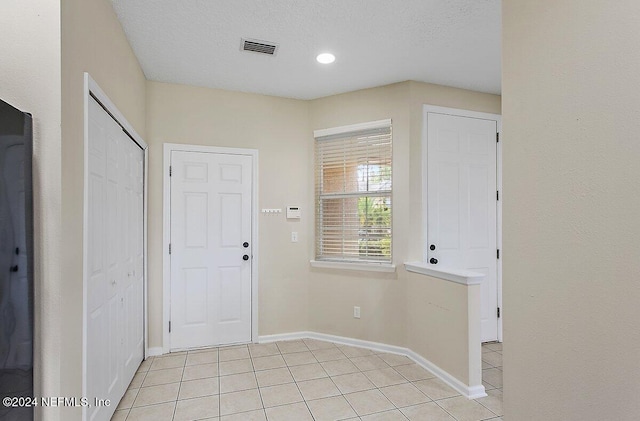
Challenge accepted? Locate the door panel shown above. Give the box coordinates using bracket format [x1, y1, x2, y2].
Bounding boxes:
[122, 135, 144, 381]
[171, 151, 252, 350]
[427, 112, 498, 342]
[87, 97, 144, 421]
[183, 267, 208, 324]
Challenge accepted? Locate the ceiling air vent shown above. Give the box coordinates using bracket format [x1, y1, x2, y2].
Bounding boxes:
[241, 38, 278, 56]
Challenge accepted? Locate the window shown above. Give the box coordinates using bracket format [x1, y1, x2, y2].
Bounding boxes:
[314, 120, 392, 264]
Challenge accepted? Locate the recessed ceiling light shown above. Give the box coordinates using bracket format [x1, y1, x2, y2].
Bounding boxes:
[316, 53, 335, 64]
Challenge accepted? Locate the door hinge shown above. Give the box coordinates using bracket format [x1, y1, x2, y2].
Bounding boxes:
[169, 165, 172, 177]
[497, 190, 499, 201]
[497, 307, 501, 318]
[496, 132, 499, 143]
[497, 249, 500, 259]
[169, 243, 171, 254]
[169, 321, 171, 333]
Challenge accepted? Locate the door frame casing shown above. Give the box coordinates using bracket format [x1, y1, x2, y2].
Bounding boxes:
[422, 105, 503, 343]
[82, 73, 149, 421]
[162, 143, 259, 354]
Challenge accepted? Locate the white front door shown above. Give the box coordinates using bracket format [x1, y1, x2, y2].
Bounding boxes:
[170, 150, 253, 350]
[426, 111, 499, 342]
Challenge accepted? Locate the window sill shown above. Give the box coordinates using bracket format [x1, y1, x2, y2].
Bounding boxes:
[404, 261, 485, 285]
[310, 260, 397, 273]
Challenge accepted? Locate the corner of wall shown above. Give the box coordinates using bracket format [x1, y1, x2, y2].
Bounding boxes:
[60, 0, 147, 417]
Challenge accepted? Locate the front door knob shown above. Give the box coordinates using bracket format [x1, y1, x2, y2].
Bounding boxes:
[430, 258, 438, 264]
[243, 255, 249, 261]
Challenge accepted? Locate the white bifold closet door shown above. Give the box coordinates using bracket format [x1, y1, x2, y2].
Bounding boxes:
[86, 96, 144, 421]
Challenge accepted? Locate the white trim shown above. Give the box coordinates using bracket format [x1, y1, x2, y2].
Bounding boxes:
[496, 128, 503, 343]
[163, 143, 259, 354]
[257, 332, 308, 343]
[310, 260, 396, 273]
[422, 105, 501, 124]
[143, 145, 149, 357]
[422, 104, 503, 343]
[405, 349, 487, 399]
[162, 145, 171, 354]
[82, 73, 148, 421]
[86, 76, 147, 150]
[404, 262, 485, 285]
[313, 118, 392, 138]
[81, 73, 90, 421]
[258, 331, 486, 399]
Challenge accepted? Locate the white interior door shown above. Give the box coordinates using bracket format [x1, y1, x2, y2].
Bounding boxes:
[170, 150, 252, 350]
[426, 111, 499, 342]
[86, 96, 144, 421]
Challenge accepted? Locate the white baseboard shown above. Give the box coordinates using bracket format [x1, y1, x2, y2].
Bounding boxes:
[258, 332, 310, 343]
[259, 331, 486, 400]
[147, 347, 163, 357]
[404, 348, 487, 399]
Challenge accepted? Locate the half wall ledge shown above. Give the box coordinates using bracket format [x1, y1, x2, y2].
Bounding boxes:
[404, 261, 485, 285]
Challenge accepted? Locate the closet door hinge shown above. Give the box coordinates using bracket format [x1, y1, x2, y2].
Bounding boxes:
[169, 321, 171, 333]
[496, 132, 500, 143]
[497, 190, 499, 201]
[497, 249, 500, 259]
[497, 307, 501, 318]
[169, 243, 171, 254]
[169, 165, 172, 177]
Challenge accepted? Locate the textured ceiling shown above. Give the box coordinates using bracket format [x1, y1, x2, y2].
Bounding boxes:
[110, 0, 501, 100]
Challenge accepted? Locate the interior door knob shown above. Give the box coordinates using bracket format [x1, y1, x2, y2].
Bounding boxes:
[430, 258, 438, 264]
[243, 242, 249, 248]
[430, 244, 436, 251]
[243, 255, 249, 261]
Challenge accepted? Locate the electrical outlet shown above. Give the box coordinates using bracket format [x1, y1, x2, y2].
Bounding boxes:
[353, 306, 361, 319]
[291, 232, 298, 242]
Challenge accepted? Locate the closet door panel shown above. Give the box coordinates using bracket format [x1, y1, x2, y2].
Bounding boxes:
[86, 96, 144, 421]
[122, 134, 144, 381]
[87, 97, 123, 421]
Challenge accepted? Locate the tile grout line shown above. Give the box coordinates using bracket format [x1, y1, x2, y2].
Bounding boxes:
[170, 355, 186, 421]
[216, 348, 220, 419]
[277, 340, 319, 420]
[123, 358, 151, 420]
[308, 341, 362, 420]
[247, 344, 268, 420]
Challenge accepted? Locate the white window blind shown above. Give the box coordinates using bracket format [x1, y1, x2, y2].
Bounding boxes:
[315, 121, 392, 263]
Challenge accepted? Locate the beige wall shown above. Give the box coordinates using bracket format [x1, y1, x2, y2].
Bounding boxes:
[503, 1, 640, 419]
[405, 273, 475, 384]
[146, 81, 312, 347]
[60, 0, 147, 418]
[145, 81, 500, 378]
[0, 1, 61, 419]
[308, 82, 500, 353]
[308, 82, 411, 346]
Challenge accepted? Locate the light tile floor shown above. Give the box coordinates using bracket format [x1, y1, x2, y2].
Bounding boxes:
[112, 339, 503, 421]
